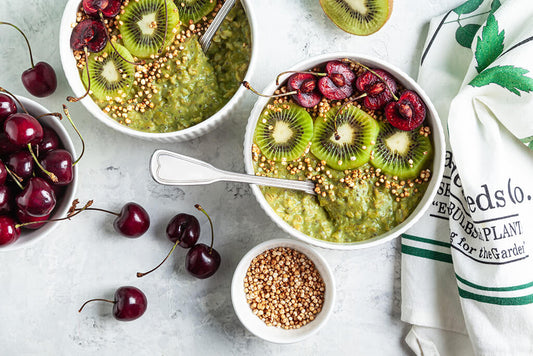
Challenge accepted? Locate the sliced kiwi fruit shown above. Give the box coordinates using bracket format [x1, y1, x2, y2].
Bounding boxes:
[310, 105, 379, 170]
[254, 103, 314, 162]
[82, 42, 135, 101]
[175, 0, 217, 25]
[370, 122, 432, 179]
[119, 0, 180, 58]
[320, 0, 393, 36]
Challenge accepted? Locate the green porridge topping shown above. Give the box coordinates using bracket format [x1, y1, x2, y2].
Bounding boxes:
[74, 0, 251, 133]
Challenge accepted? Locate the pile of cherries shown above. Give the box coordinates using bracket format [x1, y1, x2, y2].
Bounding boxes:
[244, 58, 427, 131]
[0, 92, 79, 246]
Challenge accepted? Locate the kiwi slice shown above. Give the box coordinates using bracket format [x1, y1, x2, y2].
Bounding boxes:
[310, 105, 379, 170]
[320, 0, 393, 36]
[119, 0, 180, 58]
[176, 0, 217, 25]
[370, 122, 432, 179]
[82, 42, 135, 101]
[254, 103, 314, 162]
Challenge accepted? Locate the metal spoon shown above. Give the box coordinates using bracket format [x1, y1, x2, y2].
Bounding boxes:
[150, 150, 317, 195]
[198, 0, 237, 53]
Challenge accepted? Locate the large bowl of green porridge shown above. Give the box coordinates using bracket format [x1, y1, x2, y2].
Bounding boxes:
[243, 53, 445, 250]
[60, 0, 257, 142]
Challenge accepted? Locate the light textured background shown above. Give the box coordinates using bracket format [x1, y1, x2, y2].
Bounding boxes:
[0, 0, 461, 355]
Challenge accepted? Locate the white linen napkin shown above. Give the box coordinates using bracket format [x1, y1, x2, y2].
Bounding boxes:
[401, 0, 533, 354]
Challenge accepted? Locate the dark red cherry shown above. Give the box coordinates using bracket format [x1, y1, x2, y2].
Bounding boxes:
[4, 113, 43, 146]
[113, 202, 150, 238]
[166, 213, 200, 248]
[287, 73, 322, 108]
[7, 150, 34, 181]
[34, 126, 60, 153]
[101, 0, 122, 17]
[355, 69, 398, 110]
[385, 90, 426, 131]
[39, 149, 73, 186]
[186, 243, 221, 279]
[0, 215, 20, 246]
[70, 19, 107, 53]
[21, 62, 57, 98]
[0, 94, 17, 123]
[16, 208, 50, 230]
[0, 133, 20, 156]
[83, 0, 110, 16]
[0, 160, 6, 185]
[15, 177, 56, 217]
[0, 185, 13, 214]
[78, 286, 147, 321]
[317, 61, 355, 100]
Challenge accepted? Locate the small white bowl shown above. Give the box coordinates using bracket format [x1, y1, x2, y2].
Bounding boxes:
[231, 238, 335, 344]
[243, 53, 445, 250]
[59, 0, 258, 142]
[0, 96, 79, 251]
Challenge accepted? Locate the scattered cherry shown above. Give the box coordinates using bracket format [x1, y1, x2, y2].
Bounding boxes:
[0, 93, 17, 122]
[78, 286, 147, 321]
[186, 204, 220, 279]
[0, 22, 57, 97]
[136, 213, 200, 277]
[0, 215, 21, 246]
[355, 69, 398, 110]
[385, 90, 426, 131]
[80, 202, 150, 237]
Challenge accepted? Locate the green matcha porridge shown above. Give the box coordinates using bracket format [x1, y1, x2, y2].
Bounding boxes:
[72, 0, 251, 133]
[250, 61, 434, 243]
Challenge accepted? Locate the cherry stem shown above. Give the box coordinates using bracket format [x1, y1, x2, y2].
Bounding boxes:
[75, 207, 120, 217]
[158, 0, 168, 54]
[0, 22, 35, 68]
[136, 239, 179, 278]
[342, 58, 399, 101]
[16, 199, 93, 229]
[4, 166, 23, 189]
[62, 105, 85, 165]
[28, 144, 58, 183]
[241, 81, 297, 98]
[99, 13, 144, 66]
[0, 87, 29, 114]
[36, 112, 62, 120]
[78, 298, 115, 313]
[195, 204, 214, 252]
[275, 71, 326, 85]
[67, 47, 91, 103]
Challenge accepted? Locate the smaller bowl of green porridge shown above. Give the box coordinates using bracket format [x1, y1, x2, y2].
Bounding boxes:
[243, 53, 445, 250]
[60, 0, 257, 142]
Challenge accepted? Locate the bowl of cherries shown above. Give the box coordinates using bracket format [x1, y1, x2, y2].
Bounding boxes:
[0, 92, 79, 251]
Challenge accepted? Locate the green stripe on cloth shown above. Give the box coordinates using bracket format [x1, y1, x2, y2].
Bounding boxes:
[402, 234, 452, 248]
[458, 287, 533, 305]
[401, 244, 453, 263]
[456, 274, 533, 292]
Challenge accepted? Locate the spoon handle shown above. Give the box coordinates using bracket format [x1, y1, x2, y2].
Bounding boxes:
[150, 150, 317, 195]
[199, 0, 237, 53]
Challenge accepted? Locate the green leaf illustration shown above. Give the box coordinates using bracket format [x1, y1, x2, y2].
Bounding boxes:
[475, 13, 505, 73]
[491, 0, 501, 13]
[470, 65, 533, 95]
[453, 0, 484, 14]
[456, 24, 482, 48]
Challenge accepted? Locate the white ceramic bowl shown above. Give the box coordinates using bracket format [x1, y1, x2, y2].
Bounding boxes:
[59, 0, 258, 142]
[231, 238, 335, 344]
[243, 53, 445, 250]
[0, 96, 79, 251]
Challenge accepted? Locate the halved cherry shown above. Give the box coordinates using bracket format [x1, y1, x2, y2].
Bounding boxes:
[385, 90, 426, 131]
[355, 69, 397, 110]
[286, 73, 322, 108]
[70, 19, 107, 53]
[83, 0, 122, 18]
[317, 60, 355, 100]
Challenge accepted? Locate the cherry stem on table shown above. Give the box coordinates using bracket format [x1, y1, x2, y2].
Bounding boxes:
[0, 22, 35, 68]
[0, 87, 29, 114]
[74, 207, 120, 217]
[78, 298, 115, 313]
[62, 105, 85, 165]
[136, 239, 180, 278]
[195, 204, 214, 252]
[16, 199, 93, 229]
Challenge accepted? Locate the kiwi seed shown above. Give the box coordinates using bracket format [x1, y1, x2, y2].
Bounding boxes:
[175, 0, 217, 25]
[82, 42, 135, 101]
[254, 103, 314, 162]
[319, 0, 393, 36]
[370, 122, 432, 179]
[119, 0, 181, 58]
[310, 105, 379, 170]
